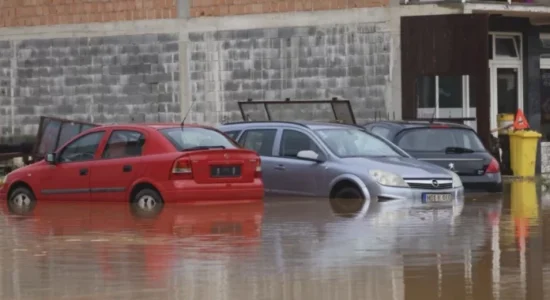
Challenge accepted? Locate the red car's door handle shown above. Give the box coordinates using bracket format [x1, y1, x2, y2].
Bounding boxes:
[123, 165, 132, 172]
[79, 168, 88, 176]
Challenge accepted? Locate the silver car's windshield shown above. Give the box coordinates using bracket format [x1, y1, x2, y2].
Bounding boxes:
[315, 128, 405, 158]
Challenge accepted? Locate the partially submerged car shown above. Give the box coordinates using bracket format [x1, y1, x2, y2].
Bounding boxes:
[363, 120, 502, 193]
[218, 120, 464, 207]
[1, 120, 264, 209]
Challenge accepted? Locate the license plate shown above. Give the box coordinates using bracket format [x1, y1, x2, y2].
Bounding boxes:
[422, 193, 453, 203]
[210, 165, 241, 177]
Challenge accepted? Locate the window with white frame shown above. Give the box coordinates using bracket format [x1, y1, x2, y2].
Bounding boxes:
[416, 75, 474, 118]
[489, 33, 522, 60]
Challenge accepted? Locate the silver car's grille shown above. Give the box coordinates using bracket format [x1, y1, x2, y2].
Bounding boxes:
[404, 179, 453, 190]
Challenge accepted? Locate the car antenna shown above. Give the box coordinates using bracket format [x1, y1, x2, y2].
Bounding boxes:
[180, 101, 196, 131]
[429, 107, 436, 124]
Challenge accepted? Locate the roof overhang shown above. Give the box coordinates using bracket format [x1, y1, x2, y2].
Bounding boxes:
[463, 2, 550, 25]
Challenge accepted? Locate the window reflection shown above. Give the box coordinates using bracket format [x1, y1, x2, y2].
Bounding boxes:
[439, 76, 462, 108]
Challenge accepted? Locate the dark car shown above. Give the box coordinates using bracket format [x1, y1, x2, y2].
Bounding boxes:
[363, 121, 502, 193]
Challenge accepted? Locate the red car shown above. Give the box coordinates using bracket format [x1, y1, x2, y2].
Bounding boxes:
[0, 123, 264, 210]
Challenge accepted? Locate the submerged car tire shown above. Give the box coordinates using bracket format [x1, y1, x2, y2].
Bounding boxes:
[131, 188, 164, 219]
[329, 186, 366, 218]
[8, 187, 37, 216]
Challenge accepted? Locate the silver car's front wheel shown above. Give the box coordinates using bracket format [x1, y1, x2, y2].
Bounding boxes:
[329, 186, 368, 218]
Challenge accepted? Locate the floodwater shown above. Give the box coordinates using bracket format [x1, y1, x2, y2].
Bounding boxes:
[0, 181, 547, 300]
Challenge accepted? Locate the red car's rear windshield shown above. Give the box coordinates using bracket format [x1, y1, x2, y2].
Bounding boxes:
[396, 128, 485, 152]
[160, 127, 238, 151]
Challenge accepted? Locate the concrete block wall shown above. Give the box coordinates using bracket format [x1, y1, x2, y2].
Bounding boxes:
[187, 22, 390, 124]
[542, 142, 550, 173]
[0, 0, 437, 143]
[0, 32, 180, 143]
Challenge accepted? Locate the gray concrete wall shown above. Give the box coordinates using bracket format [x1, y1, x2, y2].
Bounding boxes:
[542, 142, 550, 173]
[187, 22, 391, 124]
[0, 28, 181, 143]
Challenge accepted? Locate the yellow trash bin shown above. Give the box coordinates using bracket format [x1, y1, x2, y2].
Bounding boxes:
[509, 130, 518, 174]
[510, 130, 542, 177]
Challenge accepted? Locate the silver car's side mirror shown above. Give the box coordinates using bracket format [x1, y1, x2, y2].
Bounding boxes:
[297, 150, 322, 161]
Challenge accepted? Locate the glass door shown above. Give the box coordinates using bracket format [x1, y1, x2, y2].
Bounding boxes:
[489, 64, 523, 136]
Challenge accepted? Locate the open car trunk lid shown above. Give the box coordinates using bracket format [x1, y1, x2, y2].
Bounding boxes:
[184, 149, 259, 184]
[34, 116, 99, 159]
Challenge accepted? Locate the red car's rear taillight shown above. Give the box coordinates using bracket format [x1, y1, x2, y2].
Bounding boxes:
[171, 157, 193, 179]
[485, 157, 500, 173]
[254, 157, 262, 178]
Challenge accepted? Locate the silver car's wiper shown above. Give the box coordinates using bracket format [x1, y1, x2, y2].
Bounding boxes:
[182, 145, 226, 151]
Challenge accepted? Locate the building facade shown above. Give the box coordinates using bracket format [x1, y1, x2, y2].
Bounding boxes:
[399, 0, 550, 173]
[0, 0, 438, 140]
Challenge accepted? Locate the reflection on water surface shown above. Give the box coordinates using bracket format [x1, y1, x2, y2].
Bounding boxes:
[0, 181, 547, 300]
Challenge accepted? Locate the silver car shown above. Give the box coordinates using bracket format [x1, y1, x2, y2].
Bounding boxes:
[218, 121, 464, 207]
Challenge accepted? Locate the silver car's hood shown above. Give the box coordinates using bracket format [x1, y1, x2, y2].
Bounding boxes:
[340, 156, 452, 178]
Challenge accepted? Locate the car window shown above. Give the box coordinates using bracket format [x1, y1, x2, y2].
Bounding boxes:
[279, 130, 322, 158]
[102, 130, 146, 159]
[240, 129, 276, 156]
[58, 131, 105, 163]
[396, 128, 485, 152]
[315, 128, 405, 158]
[160, 127, 237, 151]
[370, 126, 391, 139]
[224, 130, 241, 140]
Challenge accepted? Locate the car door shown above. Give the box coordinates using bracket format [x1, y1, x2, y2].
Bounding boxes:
[90, 129, 148, 202]
[269, 128, 328, 197]
[236, 128, 279, 195]
[39, 130, 106, 201]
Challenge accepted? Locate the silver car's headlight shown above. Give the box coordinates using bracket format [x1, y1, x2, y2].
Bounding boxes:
[369, 170, 409, 187]
[451, 172, 462, 188]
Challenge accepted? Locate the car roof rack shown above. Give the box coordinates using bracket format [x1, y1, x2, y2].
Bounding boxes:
[237, 97, 357, 125]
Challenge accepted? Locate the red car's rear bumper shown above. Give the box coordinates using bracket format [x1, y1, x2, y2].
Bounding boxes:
[158, 178, 264, 203]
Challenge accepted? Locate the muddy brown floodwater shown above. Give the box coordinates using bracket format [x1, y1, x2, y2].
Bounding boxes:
[0, 181, 548, 300]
